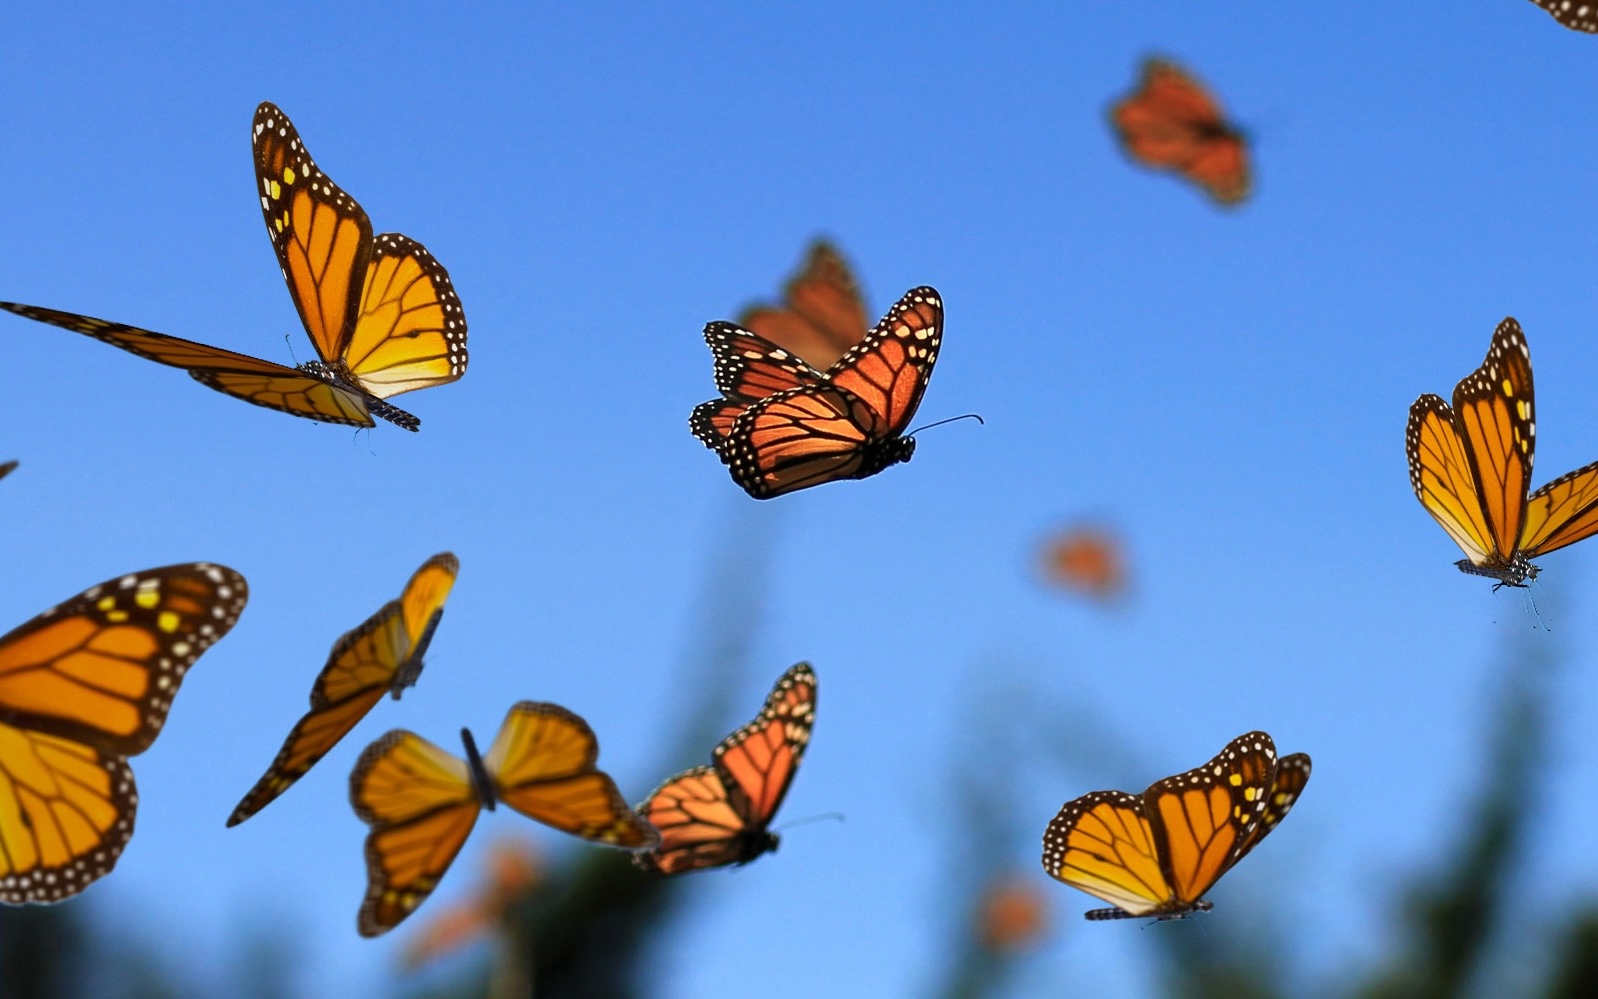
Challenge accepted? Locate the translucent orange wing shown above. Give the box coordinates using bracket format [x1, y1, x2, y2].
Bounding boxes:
[739, 241, 868, 370]
[690, 323, 823, 451]
[0, 302, 384, 429]
[0, 563, 248, 902]
[350, 730, 480, 937]
[1109, 58, 1250, 206]
[633, 766, 759, 875]
[1042, 790, 1174, 917]
[824, 286, 942, 436]
[482, 702, 658, 849]
[1235, 752, 1311, 859]
[1532, 0, 1598, 31]
[343, 233, 468, 399]
[1520, 460, 1598, 558]
[227, 553, 457, 826]
[712, 661, 816, 828]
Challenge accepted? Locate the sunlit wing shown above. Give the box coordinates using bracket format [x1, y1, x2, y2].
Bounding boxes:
[227, 554, 457, 826]
[483, 702, 658, 849]
[343, 233, 468, 398]
[1520, 460, 1598, 558]
[0, 303, 381, 428]
[1532, 0, 1598, 31]
[350, 730, 480, 937]
[739, 241, 868, 370]
[824, 286, 941, 437]
[725, 385, 881, 497]
[712, 661, 816, 825]
[1109, 58, 1249, 205]
[1235, 751, 1311, 858]
[1407, 395, 1496, 565]
[690, 323, 824, 450]
[633, 766, 759, 875]
[1042, 790, 1173, 917]
[0, 563, 247, 903]
[1143, 730, 1276, 906]
[1450, 318, 1534, 559]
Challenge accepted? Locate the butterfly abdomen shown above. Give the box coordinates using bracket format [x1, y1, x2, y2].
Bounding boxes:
[1454, 556, 1538, 588]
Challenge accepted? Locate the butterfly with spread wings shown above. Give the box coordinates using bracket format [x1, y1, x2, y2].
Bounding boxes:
[350, 702, 658, 936]
[634, 662, 816, 876]
[1109, 58, 1250, 206]
[1407, 318, 1598, 588]
[1531, 0, 1598, 32]
[1042, 731, 1310, 920]
[0, 101, 466, 431]
[738, 241, 869, 371]
[691, 287, 942, 499]
[227, 553, 457, 827]
[0, 563, 247, 903]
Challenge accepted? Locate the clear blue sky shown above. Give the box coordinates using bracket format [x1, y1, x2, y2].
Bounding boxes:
[4, 2, 1598, 996]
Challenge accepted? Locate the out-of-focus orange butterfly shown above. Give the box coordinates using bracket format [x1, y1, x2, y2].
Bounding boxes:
[1532, 0, 1598, 31]
[1040, 526, 1128, 601]
[691, 287, 943, 498]
[1042, 731, 1310, 920]
[0, 563, 247, 903]
[634, 662, 816, 875]
[350, 702, 658, 936]
[738, 241, 869, 371]
[227, 553, 458, 826]
[0, 101, 467, 431]
[1109, 58, 1249, 206]
[0, 460, 15, 481]
[1407, 318, 1598, 588]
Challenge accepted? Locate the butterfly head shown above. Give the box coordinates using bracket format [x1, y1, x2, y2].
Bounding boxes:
[737, 828, 781, 865]
[861, 436, 916, 477]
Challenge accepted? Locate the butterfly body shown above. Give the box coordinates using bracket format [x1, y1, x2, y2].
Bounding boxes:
[390, 609, 443, 698]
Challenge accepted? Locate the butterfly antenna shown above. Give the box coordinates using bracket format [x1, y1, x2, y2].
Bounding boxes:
[907, 413, 985, 437]
[772, 811, 846, 833]
[283, 333, 302, 366]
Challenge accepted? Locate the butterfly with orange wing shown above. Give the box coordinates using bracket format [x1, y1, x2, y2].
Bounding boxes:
[227, 553, 457, 826]
[0, 102, 466, 431]
[1040, 525, 1129, 601]
[691, 287, 942, 498]
[1109, 58, 1250, 206]
[738, 241, 869, 371]
[1407, 318, 1598, 587]
[1042, 731, 1310, 920]
[350, 702, 658, 936]
[0, 563, 247, 902]
[1531, 0, 1598, 31]
[634, 662, 816, 875]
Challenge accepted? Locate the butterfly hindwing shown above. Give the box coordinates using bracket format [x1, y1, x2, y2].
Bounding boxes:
[342, 233, 468, 398]
[1532, 0, 1598, 32]
[1522, 460, 1598, 557]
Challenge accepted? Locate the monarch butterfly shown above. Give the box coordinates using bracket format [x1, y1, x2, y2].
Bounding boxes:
[1406, 318, 1598, 588]
[1109, 58, 1250, 206]
[738, 241, 869, 371]
[1042, 731, 1310, 920]
[0, 101, 467, 431]
[0, 460, 15, 481]
[1531, 0, 1598, 31]
[691, 287, 943, 499]
[1040, 526, 1128, 601]
[226, 553, 458, 827]
[350, 702, 658, 936]
[0, 563, 247, 903]
[634, 662, 816, 875]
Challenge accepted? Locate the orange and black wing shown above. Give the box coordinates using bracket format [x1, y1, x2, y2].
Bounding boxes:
[341, 232, 468, 399]
[711, 661, 816, 831]
[739, 241, 869, 370]
[0, 563, 248, 902]
[350, 729, 480, 937]
[482, 702, 658, 849]
[1532, 0, 1598, 31]
[227, 553, 458, 826]
[0, 302, 380, 428]
[1109, 58, 1249, 206]
[1042, 790, 1173, 918]
[1521, 460, 1598, 559]
[1235, 751, 1311, 859]
[690, 323, 824, 450]
[633, 766, 761, 875]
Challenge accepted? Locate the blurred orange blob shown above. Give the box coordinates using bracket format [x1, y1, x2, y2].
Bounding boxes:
[402, 837, 543, 970]
[976, 875, 1049, 953]
[739, 240, 869, 371]
[1040, 526, 1128, 600]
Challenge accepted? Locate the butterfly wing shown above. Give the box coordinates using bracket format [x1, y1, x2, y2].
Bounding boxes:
[341, 233, 468, 399]
[227, 554, 457, 826]
[1042, 790, 1174, 917]
[690, 323, 825, 450]
[1109, 58, 1249, 205]
[0, 563, 247, 903]
[1532, 0, 1598, 31]
[1042, 527, 1128, 599]
[0, 460, 14, 481]
[350, 730, 480, 937]
[482, 702, 658, 849]
[1519, 460, 1598, 559]
[739, 241, 868, 370]
[0, 302, 379, 428]
[633, 766, 761, 875]
[1234, 751, 1311, 859]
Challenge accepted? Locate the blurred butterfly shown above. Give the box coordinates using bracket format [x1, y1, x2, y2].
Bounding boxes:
[1042, 731, 1310, 920]
[1040, 526, 1128, 601]
[0, 563, 247, 903]
[691, 287, 943, 498]
[1407, 318, 1598, 588]
[1109, 58, 1250, 206]
[0, 460, 15, 481]
[0, 101, 467, 431]
[226, 553, 458, 826]
[350, 702, 658, 936]
[738, 241, 869, 371]
[634, 662, 816, 875]
[1531, 0, 1598, 31]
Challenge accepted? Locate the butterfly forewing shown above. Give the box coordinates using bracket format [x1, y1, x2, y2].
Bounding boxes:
[1143, 730, 1276, 904]
[1533, 0, 1598, 31]
[1042, 790, 1171, 917]
[824, 287, 941, 437]
[713, 662, 816, 823]
[1450, 318, 1534, 562]
[739, 241, 868, 370]
[343, 233, 468, 398]
[690, 324, 825, 452]
[1407, 394, 1498, 566]
[1236, 752, 1311, 859]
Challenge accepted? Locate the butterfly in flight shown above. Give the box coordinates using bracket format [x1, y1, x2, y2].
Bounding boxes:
[0, 460, 15, 482]
[738, 241, 869, 371]
[1040, 525, 1129, 601]
[1531, 0, 1598, 31]
[1042, 731, 1310, 921]
[634, 662, 816, 875]
[1109, 58, 1250, 206]
[0, 101, 467, 431]
[691, 287, 942, 498]
[350, 702, 658, 936]
[1407, 318, 1598, 588]
[0, 563, 247, 903]
[227, 553, 457, 826]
